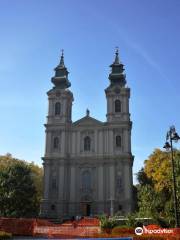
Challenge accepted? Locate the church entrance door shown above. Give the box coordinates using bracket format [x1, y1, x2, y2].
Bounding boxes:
[86, 204, 91, 216]
[81, 203, 91, 216]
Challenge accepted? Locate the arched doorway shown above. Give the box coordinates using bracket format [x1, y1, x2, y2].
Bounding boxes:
[81, 202, 91, 216]
[81, 195, 92, 216]
[86, 203, 91, 216]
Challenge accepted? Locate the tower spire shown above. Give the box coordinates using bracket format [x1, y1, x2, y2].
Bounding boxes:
[108, 48, 126, 87]
[114, 47, 120, 64]
[59, 49, 65, 67]
[51, 50, 71, 89]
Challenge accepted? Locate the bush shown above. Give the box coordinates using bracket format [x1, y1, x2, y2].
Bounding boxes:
[125, 213, 139, 227]
[0, 231, 12, 239]
[99, 215, 118, 233]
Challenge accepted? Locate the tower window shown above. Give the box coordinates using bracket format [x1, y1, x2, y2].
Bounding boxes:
[115, 100, 121, 112]
[84, 136, 91, 151]
[53, 137, 59, 149]
[116, 135, 121, 147]
[55, 102, 61, 115]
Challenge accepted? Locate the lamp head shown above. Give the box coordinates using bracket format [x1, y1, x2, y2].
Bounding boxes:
[172, 132, 180, 142]
[163, 141, 171, 151]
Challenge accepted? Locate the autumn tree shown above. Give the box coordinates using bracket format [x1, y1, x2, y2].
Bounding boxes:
[137, 148, 180, 226]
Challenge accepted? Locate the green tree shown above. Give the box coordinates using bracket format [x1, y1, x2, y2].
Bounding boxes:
[29, 162, 43, 205]
[0, 159, 41, 217]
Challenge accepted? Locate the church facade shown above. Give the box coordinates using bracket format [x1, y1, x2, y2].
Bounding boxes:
[40, 50, 134, 218]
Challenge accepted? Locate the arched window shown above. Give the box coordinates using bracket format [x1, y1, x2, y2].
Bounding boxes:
[115, 100, 121, 112]
[116, 135, 121, 147]
[55, 102, 61, 115]
[84, 136, 91, 151]
[82, 170, 91, 189]
[53, 137, 59, 149]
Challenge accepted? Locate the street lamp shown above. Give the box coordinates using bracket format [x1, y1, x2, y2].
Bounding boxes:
[163, 126, 180, 228]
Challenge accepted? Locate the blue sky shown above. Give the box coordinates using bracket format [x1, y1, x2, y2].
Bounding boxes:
[0, 0, 180, 183]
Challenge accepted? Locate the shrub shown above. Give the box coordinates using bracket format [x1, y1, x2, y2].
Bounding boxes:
[0, 231, 12, 239]
[125, 213, 139, 227]
[99, 215, 117, 230]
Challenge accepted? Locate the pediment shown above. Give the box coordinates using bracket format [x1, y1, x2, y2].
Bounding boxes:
[73, 116, 103, 127]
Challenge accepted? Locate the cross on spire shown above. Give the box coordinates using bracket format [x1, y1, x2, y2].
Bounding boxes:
[61, 49, 64, 56]
[86, 108, 90, 117]
[59, 49, 65, 67]
[114, 46, 120, 64]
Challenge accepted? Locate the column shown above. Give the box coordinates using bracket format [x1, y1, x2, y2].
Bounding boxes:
[98, 166, 104, 213]
[99, 131, 103, 154]
[58, 165, 65, 200]
[128, 129, 131, 153]
[48, 98, 54, 117]
[109, 130, 114, 154]
[109, 165, 115, 199]
[109, 165, 115, 216]
[104, 131, 107, 154]
[94, 130, 98, 153]
[45, 131, 51, 155]
[61, 131, 66, 156]
[70, 166, 76, 200]
[44, 164, 50, 199]
[72, 131, 76, 155]
[124, 162, 132, 213]
[70, 166, 76, 216]
[124, 129, 129, 153]
[77, 131, 80, 154]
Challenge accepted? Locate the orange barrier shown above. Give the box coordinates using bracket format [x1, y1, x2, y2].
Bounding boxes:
[0, 217, 100, 237]
[1, 218, 179, 239]
[0, 217, 35, 236]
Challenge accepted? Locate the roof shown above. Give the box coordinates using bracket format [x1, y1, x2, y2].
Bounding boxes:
[73, 115, 103, 127]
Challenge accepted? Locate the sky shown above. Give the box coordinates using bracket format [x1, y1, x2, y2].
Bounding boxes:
[0, 0, 180, 183]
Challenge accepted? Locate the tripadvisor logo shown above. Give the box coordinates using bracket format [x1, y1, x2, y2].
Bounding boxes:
[135, 226, 173, 235]
[135, 227, 143, 235]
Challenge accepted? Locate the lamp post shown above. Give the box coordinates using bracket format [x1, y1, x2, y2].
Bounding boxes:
[163, 126, 180, 228]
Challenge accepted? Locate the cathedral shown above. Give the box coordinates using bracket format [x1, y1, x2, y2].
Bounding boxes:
[40, 50, 134, 218]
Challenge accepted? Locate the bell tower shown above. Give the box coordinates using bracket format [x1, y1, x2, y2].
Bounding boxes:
[105, 49, 133, 213]
[105, 49, 130, 123]
[40, 51, 73, 218]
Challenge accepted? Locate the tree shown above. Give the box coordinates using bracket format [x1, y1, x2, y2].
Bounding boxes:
[28, 162, 43, 206]
[136, 148, 180, 227]
[0, 154, 43, 217]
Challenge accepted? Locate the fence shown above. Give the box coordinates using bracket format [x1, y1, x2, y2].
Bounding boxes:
[0, 217, 100, 238]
